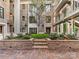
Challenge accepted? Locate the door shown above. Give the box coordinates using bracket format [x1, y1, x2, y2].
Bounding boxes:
[46, 27, 51, 34]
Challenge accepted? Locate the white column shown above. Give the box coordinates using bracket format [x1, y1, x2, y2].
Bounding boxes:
[28, 4, 29, 33]
[60, 24, 63, 34]
[14, 0, 20, 34]
[70, 19, 74, 34]
[67, 22, 70, 34]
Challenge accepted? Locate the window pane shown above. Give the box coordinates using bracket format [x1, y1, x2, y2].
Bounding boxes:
[0, 7, 4, 18]
[0, 26, 2, 33]
[46, 16, 51, 23]
[29, 16, 37, 23]
[29, 28, 37, 34]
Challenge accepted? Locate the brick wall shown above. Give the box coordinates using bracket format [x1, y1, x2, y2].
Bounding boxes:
[0, 40, 33, 50]
[0, 40, 79, 50]
[48, 40, 79, 51]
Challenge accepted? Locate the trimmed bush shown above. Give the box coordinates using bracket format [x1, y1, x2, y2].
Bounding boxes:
[58, 33, 65, 40]
[49, 33, 58, 40]
[15, 34, 23, 39]
[31, 34, 49, 39]
[7, 34, 30, 40]
[21, 35, 30, 39]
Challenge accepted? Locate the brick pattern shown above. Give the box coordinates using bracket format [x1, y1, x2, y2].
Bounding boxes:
[0, 40, 78, 59]
[0, 40, 33, 50]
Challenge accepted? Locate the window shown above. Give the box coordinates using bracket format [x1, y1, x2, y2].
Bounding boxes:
[22, 4, 25, 9]
[46, 16, 51, 23]
[63, 22, 67, 34]
[29, 28, 37, 34]
[0, 26, 2, 33]
[0, 7, 4, 19]
[29, 16, 37, 23]
[63, 8, 67, 17]
[10, 0, 13, 3]
[29, 4, 37, 16]
[73, 0, 79, 10]
[59, 24, 61, 33]
[46, 27, 51, 34]
[22, 16, 25, 21]
[56, 14, 60, 22]
[45, 4, 51, 12]
[58, 14, 60, 20]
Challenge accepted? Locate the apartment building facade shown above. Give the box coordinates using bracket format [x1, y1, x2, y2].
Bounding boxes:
[0, 0, 10, 39]
[53, 0, 79, 37]
[12, 0, 54, 34]
[0, 0, 54, 39]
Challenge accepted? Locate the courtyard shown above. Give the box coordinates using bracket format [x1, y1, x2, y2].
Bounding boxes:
[0, 0, 79, 59]
[0, 49, 79, 59]
[0, 40, 78, 59]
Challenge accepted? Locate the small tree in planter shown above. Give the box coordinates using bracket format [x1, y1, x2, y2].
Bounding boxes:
[31, 0, 51, 33]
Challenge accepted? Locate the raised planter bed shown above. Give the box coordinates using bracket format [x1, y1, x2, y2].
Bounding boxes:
[0, 40, 33, 50]
[0, 40, 79, 50]
[48, 40, 79, 50]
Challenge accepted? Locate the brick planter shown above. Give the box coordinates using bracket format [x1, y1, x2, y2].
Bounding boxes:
[48, 40, 79, 51]
[0, 40, 33, 50]
[0, 40, 79, 59]
[0, 40, 79, 50]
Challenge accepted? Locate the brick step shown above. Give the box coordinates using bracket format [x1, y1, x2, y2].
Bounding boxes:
[33, 46, 48, 49]
[33, 43, 48, 45]
[33, 39, 48, 42]
[32, 39, 48, 49]
[33, 41, 48, 45]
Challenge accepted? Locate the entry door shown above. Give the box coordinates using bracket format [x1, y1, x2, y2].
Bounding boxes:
[46, 27, 51, 34]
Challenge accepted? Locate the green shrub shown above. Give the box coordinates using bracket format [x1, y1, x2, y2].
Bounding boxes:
[7, 34, 30, 40]
[6, 36, 15, 39]
[49, 33, 58, 40]
[49, 33, 65, 40]
[31, 34, 49, 39]
[58, 33, 65, 40]
[21, 35, 30, 39]
[66, 34, 77, 40]
[15, 34, 23, 39]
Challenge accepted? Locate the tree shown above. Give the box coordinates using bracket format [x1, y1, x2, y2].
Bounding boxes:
[30, 0, 46, 33]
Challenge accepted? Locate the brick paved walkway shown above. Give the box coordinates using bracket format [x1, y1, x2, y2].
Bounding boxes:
[0, 49, 79, 59]
[0, 40, 79, 59]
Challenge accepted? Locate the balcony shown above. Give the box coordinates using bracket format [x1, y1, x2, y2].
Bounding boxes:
[53, 20, 66, 26]
[55, 0, 70, 13]
[54, 8, 79, 26]
[64, 9, 79, 20]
